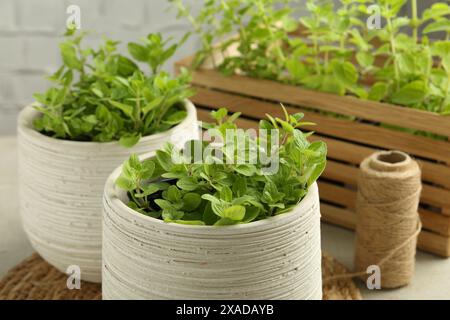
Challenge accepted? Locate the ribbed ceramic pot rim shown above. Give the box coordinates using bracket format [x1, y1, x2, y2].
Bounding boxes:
[18, 99, 197, 148]
[105, 153, 319, 236]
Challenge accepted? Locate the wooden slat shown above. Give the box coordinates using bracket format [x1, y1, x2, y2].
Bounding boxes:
[319, 181, 356, 209]
[321, 205, 450, 257]
[320, 160, 450, 210]
[310, 135, 450, 190]
[319, 181, 450, 237]
[420, 209, 450, 237]
[191, 86, 450, 163]
[322, 161, 357, 186]
[192, 87, 450, 187]
[421, 185, 450, 213]
[445, 156, 450, 216]
[418, 231, 450, 258]
[320, 204, 356, 230]
[180, 65, 450, 137]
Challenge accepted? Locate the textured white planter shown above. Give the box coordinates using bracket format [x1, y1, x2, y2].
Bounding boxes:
[17, 101, 199, 283]
[102, 158, 322, 300]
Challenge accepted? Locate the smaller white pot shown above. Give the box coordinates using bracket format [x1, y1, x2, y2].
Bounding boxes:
[18, 101, 199, 283]
[102, 155, 323, 299]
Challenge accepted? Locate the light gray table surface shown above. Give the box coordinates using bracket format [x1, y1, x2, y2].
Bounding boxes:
[1, 136, 449, 300]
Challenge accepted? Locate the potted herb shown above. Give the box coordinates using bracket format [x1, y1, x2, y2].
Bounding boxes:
[173, 0, 450, 114]
[17, 31, 199, 282]
[172, 0, 450, 257]
[102, 107, 327, 299]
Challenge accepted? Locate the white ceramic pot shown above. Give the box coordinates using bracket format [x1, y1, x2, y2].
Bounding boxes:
[17, 101, 199, 283]
[102, 156, 322, 299]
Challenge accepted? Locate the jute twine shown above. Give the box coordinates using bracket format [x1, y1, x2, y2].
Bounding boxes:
[355, 151, 422, 288]
[0, 253, 361, 300]
[324, 151, 422, 289]
[321, 253, 362, 300]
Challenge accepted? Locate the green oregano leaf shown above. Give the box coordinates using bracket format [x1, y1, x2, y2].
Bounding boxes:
[391, 81, 427, 105]
[119, 133, 141, 148]
[223, 205, 246, 221]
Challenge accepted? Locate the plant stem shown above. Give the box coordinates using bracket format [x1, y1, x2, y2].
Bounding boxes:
[135, 88, 141, 131]
[153, 95, 169, 129]
[437, 32, 449, 69]
[130, 189, 145, 208]
[175, 0, 216, 68]
[386, 15, 400, 90]
[257, 1, 285, 65]
[311, 7, 321, 76]
[339, 2, 349, 52]
[313, 34, 321, 75]
[411, 0, 418, 44]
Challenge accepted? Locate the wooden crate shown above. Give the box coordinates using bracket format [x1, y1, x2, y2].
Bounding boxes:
[175, 55, 450, 258]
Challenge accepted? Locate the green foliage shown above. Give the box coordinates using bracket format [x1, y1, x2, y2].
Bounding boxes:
[116, 107, 327, 226]
[171, 0, 297, 79]
[33, 30, 194, 147]
[172, 0, 450, 114]
[128, 33, 189, 75]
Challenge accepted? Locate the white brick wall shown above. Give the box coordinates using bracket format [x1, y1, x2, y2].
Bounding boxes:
[0, 0, 16, 31]
[0, 0, 202, 135]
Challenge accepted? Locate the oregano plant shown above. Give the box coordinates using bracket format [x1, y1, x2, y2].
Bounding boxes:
[116, 107, 327, 226]
[171, 0, 298, 79]
[33, 29, 194, 147]
[172, 0, 450, 114]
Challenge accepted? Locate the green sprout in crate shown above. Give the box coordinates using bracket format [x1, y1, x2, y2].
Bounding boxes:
[115, 107, 327, 225]
[172, 0, 450, 114]
[171, 0, 298, 79]
[33, 29, 194, 147]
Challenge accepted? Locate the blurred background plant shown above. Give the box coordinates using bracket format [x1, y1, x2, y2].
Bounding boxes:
[172, 0, 450, 114]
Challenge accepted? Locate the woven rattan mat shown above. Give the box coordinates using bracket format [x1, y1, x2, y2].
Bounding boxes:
[0, 252, 361, 300]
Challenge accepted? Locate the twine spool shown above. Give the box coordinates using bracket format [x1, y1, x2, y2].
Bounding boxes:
[102, 156, 323, 300]
[354, 150, 422, 288]
[17, 101, 198, 283]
